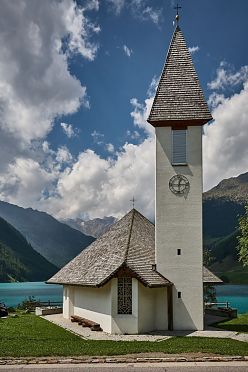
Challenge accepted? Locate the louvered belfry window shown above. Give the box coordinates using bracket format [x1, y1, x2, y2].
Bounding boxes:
[172, 129, 187, 164]
[117, 277, 132, 314]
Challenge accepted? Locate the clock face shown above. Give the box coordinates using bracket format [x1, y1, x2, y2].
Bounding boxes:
[169, 174, 190, 195]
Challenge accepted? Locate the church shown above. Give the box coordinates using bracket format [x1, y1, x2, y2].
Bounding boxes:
[48, 18, 222, 334]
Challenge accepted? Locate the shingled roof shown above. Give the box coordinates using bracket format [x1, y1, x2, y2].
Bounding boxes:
[48, 209, 171, 288]
[48, 209, 221, 287]
[203, 267, 223, 284]
[148, 26, 212, 127]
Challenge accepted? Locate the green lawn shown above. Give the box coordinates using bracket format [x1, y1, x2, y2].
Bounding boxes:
[0, 314, 247, 357]
[214, 313, 248, 333]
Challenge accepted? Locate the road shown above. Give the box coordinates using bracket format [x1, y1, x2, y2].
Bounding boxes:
[0, 362, 248, 371]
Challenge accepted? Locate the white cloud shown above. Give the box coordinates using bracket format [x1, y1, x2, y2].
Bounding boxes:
[56, 146, 73, 164]
[38, 76, 157, 220]
[207, 92, 225, 109]
[107, 0, 162, 24]
[91, 130, 105, 145]
[147, 75, 159, 97]
[139, 5, 161, 24]
[127, 130, 140, 139]
[0, 0, 100, 208]
[106, 143, 115, 153]
[61, 122, 77, 138]
[130, 76, 157, 136]
[85, 0, 100, 11]
[3, 4, 247, 228]
[203, 66, 248, 191]
[0, 75, 157, 221]
[189, 46, 199, 54]
[208, 62, 248, 90]
[106, 0, 125, 15]
[130, 97, 154, 135]
[0, 157, 55, 207]
[41, 137, 155, 220]
[123, 45, 133, 57]
[61, 0, 100, 60]
[0, 0, 98, 146]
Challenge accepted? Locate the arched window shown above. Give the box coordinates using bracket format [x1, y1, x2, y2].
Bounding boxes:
[117, 277, 132, 314]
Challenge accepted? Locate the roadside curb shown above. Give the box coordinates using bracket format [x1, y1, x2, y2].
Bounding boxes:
[0, 356, 248, 365]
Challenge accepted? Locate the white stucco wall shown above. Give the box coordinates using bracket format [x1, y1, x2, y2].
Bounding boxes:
[63, 286, 74, 319]
[73, 282, 112, 333]
[155, 126, 204, 330]
[63, 279, 168, 334]
[138, 283, 168, 333]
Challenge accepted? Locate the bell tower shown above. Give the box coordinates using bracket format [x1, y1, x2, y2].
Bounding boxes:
[148, 21, 212, 330]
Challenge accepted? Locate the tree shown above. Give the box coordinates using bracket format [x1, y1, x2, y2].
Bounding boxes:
[237, 205, 248, 267]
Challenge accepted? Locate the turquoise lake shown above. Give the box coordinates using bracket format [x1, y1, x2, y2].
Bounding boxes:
[0, 282, 248, 314]
[0, 282, 63, 307]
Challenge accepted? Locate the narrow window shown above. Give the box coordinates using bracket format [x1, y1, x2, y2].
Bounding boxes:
[118, 277, 132, 314]
[172, 129, 187, 165]
[178, 291, 181, 299]
[177, 249, 181, 255]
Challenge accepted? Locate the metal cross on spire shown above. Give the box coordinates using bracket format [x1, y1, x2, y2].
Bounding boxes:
[174, 3, 182, 25]
[130, 196, 136, 209]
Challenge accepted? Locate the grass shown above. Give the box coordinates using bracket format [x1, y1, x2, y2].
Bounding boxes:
[0, 314, 247, 357]
[214, 313, 248, 333]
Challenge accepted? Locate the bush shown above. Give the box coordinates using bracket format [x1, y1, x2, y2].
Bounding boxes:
[17, 296, 41, 311]
[7, 307, 16, 313]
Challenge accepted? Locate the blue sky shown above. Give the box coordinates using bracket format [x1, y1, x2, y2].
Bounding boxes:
[0, 0, 247, 220]
[49, 0, 248, 157]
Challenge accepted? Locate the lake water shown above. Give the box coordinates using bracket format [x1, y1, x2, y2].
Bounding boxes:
[0, 282, 248, 314]
[0, 282, 63, 307]
[215, 284, 248, 314]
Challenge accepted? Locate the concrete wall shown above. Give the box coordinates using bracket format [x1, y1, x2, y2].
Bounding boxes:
[155, 126, 204, 330]
[138, 283, 168, 333]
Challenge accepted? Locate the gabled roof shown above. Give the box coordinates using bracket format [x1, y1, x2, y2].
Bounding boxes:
[203, 267, 223, 284]
[148, 26, 212, 127]
[48, 209, 222, 288]
[47, 209, 171, 288]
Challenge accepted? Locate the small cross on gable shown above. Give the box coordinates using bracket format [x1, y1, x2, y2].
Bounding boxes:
[130, 196, 136, 209]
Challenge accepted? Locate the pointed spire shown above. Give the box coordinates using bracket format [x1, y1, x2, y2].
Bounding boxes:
[148, 27, 212, 127]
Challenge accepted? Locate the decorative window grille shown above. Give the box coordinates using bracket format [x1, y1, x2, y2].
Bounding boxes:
[172, 129, 187, 164]
[117, 277, 132, 315]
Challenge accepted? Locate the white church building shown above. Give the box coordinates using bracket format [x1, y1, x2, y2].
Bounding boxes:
[48, 23, 222, 334]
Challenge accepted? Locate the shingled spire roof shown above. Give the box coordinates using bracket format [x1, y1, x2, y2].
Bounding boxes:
[47, 209, 222, 287]
[148, 26, 212, 127]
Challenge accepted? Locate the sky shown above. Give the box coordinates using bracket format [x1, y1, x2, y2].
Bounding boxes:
[0, 0, 248, 221]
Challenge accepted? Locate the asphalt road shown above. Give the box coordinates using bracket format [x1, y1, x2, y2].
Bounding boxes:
[0, 362, 248, 371]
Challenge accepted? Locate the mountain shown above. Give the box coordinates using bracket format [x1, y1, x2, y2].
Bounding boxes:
[207, 231, 248, 284]
[203, 172, 248, 241]
[204, 172, 248, 204]
[62, 216, 117, 238]
[0, 201, 95, 268]
[61, 172, 248, 283]
[0, 217, 57, 282]
[203, 172, 248, 283]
